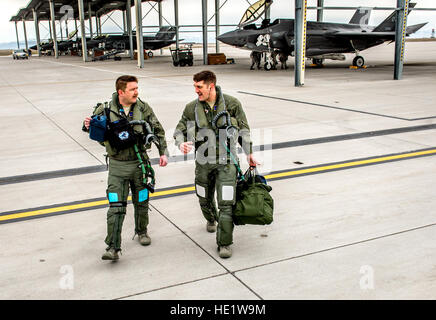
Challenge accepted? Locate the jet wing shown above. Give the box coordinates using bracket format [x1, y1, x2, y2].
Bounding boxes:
[325, 31, 395, 39]
[325, 22, 427, 40]
[143, 40, 177, 44]
[143, 39, 178, 50]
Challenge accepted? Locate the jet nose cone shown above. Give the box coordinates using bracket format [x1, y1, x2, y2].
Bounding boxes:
[216, 32, 231, 44]
[217, 31, 244, 47]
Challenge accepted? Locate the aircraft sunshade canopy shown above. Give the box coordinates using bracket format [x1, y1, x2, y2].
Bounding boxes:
[238, 0, 273, 28]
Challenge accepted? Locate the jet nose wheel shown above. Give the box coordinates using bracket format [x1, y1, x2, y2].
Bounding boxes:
[147, 51, 154, 58]
[312, 58, 324, 67]
[264, 61, 272, 71]
[353, 56, 365, 68]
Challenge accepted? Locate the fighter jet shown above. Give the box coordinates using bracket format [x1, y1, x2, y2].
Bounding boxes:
[31, 27, 177, 58]
[30, 30, 89, 55]
[87, 26, 178, 57]
[217, 0, 427, 69]
[30, 39, 83, 55]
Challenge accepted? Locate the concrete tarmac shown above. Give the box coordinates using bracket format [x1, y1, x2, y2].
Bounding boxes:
[0, 42, 435, 300]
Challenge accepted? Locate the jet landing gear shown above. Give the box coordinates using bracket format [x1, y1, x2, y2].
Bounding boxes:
[264, 60, 273, 71]
[263, 51, 277, 71]
[350, 41, 366, 68]
[352, 55, 365, 68]
[311, 58, 324, 67]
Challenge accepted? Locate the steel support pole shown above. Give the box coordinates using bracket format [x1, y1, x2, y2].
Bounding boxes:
[294, 0, 307, 87]
[88, 2, 93, 38]
[33, 9, 41, 56]
[126, 0, 134, 59]
[174, 0, 180, 50]
[78, 0, 88, 62]
[158, 0, 163, 54]
[95, 16, 99, 35]
[22, 19, 29, 52]
[15, 21, 20, 49]
[49, 20, 53, 41]
[317, 0, 324, 22]
[74, 19, 78, 39]
[215, 0, 220, 53]
[98, 16, 102, 34]
[123, 10, 127, 33]
[49, 0, 59, 58]
[202, 0, 208, 65]
[134, 0, 144, 68]
[394, 0, 409, 80]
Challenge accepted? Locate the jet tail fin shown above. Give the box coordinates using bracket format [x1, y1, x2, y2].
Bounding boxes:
[349, 7, 372, 25]
[155, 26, 177, 40]
[373, 2, 416, 32]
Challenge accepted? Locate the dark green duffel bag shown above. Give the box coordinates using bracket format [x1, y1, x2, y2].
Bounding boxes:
[233, 168, 274, 226]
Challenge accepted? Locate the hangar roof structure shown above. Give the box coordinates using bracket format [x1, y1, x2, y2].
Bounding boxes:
[9, 0, 162, 22]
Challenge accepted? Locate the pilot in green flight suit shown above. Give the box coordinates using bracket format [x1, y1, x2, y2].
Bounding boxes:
[83, 75, 168, 261]
[174, 70, 258, 259]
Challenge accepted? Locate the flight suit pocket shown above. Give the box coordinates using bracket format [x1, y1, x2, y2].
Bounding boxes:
[138, 188, 149, 202]
[195, 183, 207, 198]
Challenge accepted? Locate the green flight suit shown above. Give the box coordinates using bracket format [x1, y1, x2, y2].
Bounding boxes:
[174, 86, 253, 247]
[89, 92, 168, 252]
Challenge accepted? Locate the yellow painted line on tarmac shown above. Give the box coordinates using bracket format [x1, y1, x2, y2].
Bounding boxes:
[1, 149, 435, 224]
[264, 149, 436, 180]
[152, 186, 195, 197]
[0, 186, 196, 223]
[0, 199, 108, 222]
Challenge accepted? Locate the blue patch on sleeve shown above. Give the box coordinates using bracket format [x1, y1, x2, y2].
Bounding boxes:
[138, 189, 149, 202]
[108, 192, 119, 203]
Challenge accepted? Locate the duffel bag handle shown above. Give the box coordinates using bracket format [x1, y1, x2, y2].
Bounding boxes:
[245, 166, 257, 185]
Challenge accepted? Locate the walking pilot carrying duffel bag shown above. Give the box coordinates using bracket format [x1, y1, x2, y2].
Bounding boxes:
[232, 167, 274, 226]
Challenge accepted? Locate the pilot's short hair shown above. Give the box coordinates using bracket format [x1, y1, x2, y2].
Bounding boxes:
[193, 70, 216, 86]
[116, 75, 138, 92]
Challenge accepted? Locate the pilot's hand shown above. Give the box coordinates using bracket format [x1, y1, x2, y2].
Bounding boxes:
[179, 141, 193, 154]
[247, 154, 260, 167]
[84, 116, 92, 130]
[159, 155, 168, 167]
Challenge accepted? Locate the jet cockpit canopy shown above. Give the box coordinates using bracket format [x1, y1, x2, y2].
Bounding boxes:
[238, 0, 273, 28]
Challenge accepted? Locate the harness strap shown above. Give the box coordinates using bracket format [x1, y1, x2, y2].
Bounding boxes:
[133, 144, 155, 192]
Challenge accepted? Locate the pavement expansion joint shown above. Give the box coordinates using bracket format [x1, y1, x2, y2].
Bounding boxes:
[0, 73, 104, 166]
[147, 202, 264, 300]
[232, 222, 436, 274]
[238, 91, 436, 122]
[117, 222, 436, 300]
[115, 272, 229, 300]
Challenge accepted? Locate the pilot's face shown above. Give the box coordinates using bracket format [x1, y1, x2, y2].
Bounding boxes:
[118, 81, 138, 105]
[194, 80, 213, 102]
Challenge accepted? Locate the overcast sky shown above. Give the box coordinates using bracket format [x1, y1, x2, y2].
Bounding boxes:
[1, 0, 435, 44]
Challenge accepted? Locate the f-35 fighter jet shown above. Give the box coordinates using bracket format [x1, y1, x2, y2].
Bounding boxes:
[86, 26, 177, 57]
[217, 0, 427, 69]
